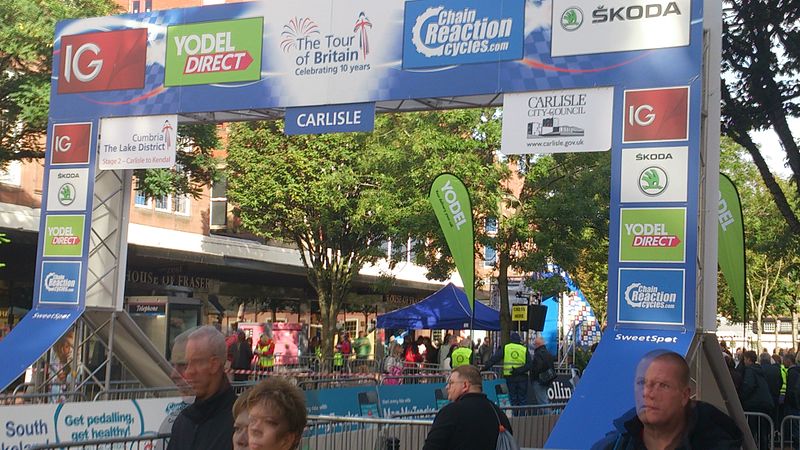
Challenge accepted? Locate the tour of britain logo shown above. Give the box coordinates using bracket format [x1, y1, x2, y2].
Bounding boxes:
[560, 7, 584, 31]
[280, 13, 373, 77]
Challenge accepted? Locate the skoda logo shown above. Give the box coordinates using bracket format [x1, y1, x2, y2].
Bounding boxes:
[58, 182, 76, 206]
[560, 7, 584, 31]
[638, 166, 668, 196]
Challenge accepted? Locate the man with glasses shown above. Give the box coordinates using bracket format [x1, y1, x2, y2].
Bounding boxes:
[423, 365, 513, 450]
[168, 326, 236, 450]
[592, 350, 742, 449]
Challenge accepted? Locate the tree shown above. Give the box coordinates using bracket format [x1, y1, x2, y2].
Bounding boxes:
[719, 137, 799, 349]
[226, 121, 394, 357]
[516, 152, 612, 325]
[0, 0, 220, 197]
[721, 1, 800, 233]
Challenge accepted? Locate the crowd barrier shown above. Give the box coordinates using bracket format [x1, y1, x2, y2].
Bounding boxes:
[781, 414, 800, 449]
[301, 415, 433, 450]
[745, 411, 775, 450]
[30, 433, 171, 450]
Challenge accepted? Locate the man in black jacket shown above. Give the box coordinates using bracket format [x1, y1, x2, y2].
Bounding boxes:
[423, 365, 513, 450]
[593, 350, 742, 450]
[168, 326, 236, 450]
[740, 350, 775, 449]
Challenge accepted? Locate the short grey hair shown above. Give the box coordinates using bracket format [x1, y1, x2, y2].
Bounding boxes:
[189, 325, 227, 360]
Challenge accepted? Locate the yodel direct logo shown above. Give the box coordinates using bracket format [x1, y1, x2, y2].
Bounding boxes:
[165, 18, 263, 86]
[403, 0, 524, 69]
[624, 222, 680, 248]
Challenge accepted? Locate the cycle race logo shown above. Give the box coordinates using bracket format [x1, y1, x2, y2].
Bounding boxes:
[618, 268, 684, 325]
[280, 12, 373, 77]
[619, 207, 686, 263]
[165, 18, 263, 86]
[402, 0, 524, 69]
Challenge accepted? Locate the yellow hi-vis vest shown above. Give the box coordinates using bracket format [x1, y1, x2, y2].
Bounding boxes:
[451, 347, 473, 367]
[333, 351, 344, 367]
[781, 364, 788, 395]
[256, 342, 274, 368]
[503, 343, 527, 376]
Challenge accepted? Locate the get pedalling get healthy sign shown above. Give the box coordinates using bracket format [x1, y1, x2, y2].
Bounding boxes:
[99, 115, 178, 170]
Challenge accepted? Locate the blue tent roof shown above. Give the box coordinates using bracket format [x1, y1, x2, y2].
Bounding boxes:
[376, 283, 500, 330]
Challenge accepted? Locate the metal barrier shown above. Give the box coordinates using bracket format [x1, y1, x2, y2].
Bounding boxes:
[30, 433, 171, 450]
[500, 404, 565, 448]
[301, 414, 433, 450]
[92, 386, 183, 401]
[744, 411, 775, 450]
[0, 391, 86, 405]
[780, 415, 800, 450]
[379, 370, 497, 385]
[298, 376, 379, 390]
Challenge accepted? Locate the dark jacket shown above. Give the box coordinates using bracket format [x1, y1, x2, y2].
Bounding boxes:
[739, 364, 775, 413]
[167, 378, 236, 450]
[785, 365, 800, 411]
[482, 342, 533, 381]
[762, 362, 783, 404]
[532, 345, 556, 383]
[591, 401, 743, 450]
[230, 341, 253, 370]
[422, 392, 513, 450]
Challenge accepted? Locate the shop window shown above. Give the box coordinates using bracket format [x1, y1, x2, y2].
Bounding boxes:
[131, 1, 140, 13]
[210, 176, 227, 229]
[483, 245, 497, 268]
[144, 0, 152, 12]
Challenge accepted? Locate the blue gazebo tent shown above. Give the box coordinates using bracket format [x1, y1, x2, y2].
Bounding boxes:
[376, 283, 501, 330]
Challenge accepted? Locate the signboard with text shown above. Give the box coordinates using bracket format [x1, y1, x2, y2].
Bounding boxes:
[99, 115, 178, 170]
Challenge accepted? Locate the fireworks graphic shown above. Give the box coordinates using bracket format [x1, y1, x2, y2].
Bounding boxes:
[280, 17, 320, 53]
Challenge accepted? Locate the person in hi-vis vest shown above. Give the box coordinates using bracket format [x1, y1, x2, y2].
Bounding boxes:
[451, 339, 474, 368]
[255, 333, 275, 372]
[482, 332, 533, 406]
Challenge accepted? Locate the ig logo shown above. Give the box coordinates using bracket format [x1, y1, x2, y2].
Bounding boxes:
[51, 123, 92, 165]
[63, 43, 103, 83]
[628, 104, 655, 127]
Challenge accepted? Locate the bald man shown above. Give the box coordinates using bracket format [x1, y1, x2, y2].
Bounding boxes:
[592, 350, 742, 449]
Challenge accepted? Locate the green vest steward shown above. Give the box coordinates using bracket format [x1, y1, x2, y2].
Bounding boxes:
[503, 343, 527, 376]
[333, 351, 344, 367]
[256, 342, 274, 368]
[451, 347, 473, 368]
[781, 364, 788, 395]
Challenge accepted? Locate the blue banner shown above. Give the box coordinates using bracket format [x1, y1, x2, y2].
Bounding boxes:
[546, 328, 693, 448]
[402, 0, 525, 69]
[284, 103, 375, 135]
[0, 309, 81, 391]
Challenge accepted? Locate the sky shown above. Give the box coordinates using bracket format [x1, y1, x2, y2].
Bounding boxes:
[749, 117, 800, 178]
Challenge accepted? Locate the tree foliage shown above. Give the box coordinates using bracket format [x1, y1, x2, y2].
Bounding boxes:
[721, 1, 800, 233]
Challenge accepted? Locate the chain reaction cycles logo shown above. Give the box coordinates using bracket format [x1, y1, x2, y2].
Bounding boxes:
[281, 13, 372, 77]
[624, 282, 677, 309]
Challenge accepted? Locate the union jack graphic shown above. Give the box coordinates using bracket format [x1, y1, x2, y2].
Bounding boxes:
[353, 12, 372, 59]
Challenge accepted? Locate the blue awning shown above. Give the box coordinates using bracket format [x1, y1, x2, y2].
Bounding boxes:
[377, 283, 500, 330]
[0, 308, 81, 391]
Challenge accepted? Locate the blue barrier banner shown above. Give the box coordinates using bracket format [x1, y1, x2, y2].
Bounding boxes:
[284, 103, 375, 135]
[546, 328, 692, 448]
[402, 0, 525, 69]
[0, 309, 81, 391]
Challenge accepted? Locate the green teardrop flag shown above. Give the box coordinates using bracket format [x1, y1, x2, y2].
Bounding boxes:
[429, 174, 475, 309]
[718, 173, 746, 320]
